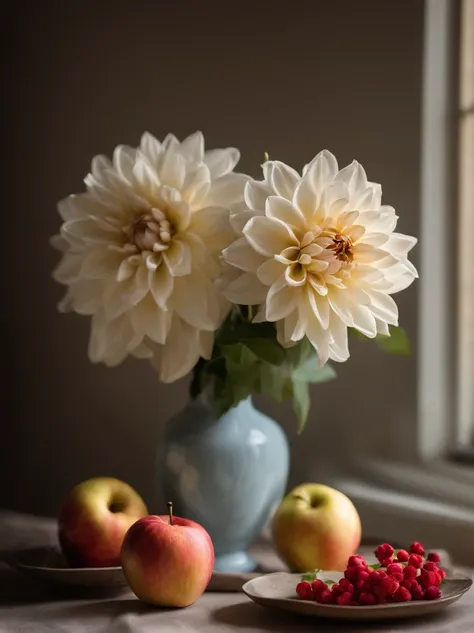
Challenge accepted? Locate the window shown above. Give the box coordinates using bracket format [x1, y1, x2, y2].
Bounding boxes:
[456, 0, 474, 455]
[327, 0, 474, 565]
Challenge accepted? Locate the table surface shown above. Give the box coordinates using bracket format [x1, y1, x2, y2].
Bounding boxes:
[0, 511, 473, 633]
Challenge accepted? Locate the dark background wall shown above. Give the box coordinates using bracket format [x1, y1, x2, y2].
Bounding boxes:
[3, 0, 423, 516]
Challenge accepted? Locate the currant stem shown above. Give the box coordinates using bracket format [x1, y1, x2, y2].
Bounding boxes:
[167, 501, 174, 526]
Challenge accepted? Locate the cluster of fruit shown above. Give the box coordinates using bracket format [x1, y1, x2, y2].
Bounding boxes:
[296, 542, 445, 606]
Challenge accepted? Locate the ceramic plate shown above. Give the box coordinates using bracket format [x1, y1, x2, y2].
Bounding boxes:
[242, 571, 473, 621]
[8, 547, 129, 594]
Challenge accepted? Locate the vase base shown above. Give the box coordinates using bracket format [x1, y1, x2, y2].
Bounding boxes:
[213, 551, 257, 573]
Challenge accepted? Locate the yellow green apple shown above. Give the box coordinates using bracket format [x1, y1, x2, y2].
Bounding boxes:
[121, 503, 215, 607]
[271, 483, 361, 572]
[58, 477, 148, 567]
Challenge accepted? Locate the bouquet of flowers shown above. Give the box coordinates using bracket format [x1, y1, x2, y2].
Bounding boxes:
[51, 132, 417, 429]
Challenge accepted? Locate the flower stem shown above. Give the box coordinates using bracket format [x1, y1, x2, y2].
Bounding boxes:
[247, 305, 253, 321]
[167, 501, 174, 526]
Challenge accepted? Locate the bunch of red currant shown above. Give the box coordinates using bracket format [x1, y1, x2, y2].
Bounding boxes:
[295, 541, 446, 606]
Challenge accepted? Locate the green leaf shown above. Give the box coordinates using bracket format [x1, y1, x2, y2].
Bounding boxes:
[292, 379, 310, 433]
[243, 338, 286, 365]
[368, 563, 382, 570]
[375, 326, 412, 355]
[301, 569, 322, 582]
[258, 364, 288, 403]
[322, 579, 336, 586]
[293, 353, 337, 384]
[350, 325, 412, 355]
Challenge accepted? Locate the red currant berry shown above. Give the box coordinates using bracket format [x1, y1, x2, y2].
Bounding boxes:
[311, 579, 327, 594]
[359, 591, 377, 605]
[396, 549, 409, 562]
[425, 586, 442, 600]
[411, 583, 425, 600]
[439, 569, 447, 579]
[348, 554, 366, 567]
[423, 561, 438, 572]
[408, 554, 424, 569]
[393, 586, 412, 602]
[315, 589, 333, 604]
[427, 552, 441, 564]
[375, 543, 394, 563]
[381, 557, 394, 567]
[403, 565, 418, 580]
[387, 563, 403, 576]
[381, 576, 399, 595]
[409, 542, 425, 556]
[296, 581, 313, 599]
[336, 591, 353, 606]
[419, 569, 436, 588]
[338, 578, 354, 593]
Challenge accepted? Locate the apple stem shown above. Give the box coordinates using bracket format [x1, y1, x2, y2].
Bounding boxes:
[167, 501, 174, 526]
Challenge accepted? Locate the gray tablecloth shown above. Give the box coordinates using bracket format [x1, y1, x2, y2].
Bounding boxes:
[0, 511, 473, 633]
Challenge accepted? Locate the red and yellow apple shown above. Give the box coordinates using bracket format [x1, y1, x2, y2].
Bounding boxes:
[121, 503, 214, 607]
[271, 483, 361, 572]
[58, 477, 148, 567]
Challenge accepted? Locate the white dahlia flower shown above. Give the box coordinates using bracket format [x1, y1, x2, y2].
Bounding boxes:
[222, 151, 418, 365]
[52, 131, 247, 382]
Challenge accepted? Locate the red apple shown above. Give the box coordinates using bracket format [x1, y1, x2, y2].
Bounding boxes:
[121, 503, 214, 607]
[58, 477, 148, 567]
[271, 483, 361, 572]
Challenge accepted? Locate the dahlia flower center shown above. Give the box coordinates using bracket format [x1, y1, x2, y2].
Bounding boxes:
[129, 207, 175, 253]
[324, 230, 354, 263]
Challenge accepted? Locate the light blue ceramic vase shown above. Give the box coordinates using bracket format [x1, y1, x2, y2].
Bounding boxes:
[159, 397, 289, 572]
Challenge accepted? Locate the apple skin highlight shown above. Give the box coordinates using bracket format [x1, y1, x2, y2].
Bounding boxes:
[58, 477, 148, 568]
[271, 483, 361, 572]
[121, 514, 215, 608]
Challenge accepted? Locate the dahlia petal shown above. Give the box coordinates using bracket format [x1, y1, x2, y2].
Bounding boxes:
[140, 132, 163, 168]
[149, 265, 174, 310]
[328, 313, 350, 362]
[206, 173, 249, 207]
[131, 294, 172, 344]
[359, 232, 390, 247]
[366, 290, 399, 325]
[222, 271, 267, 305]
[204, 148, 240, 178]
[266, 283, 298, 321]
[257, 258, 286, 285]
[179, 232, 206, 266]
[335, 160, 368, 194]
[152, 317, 202, 383]
[199, 330, 215, 359]
[244, 180, 272, 213]
[53, 254, 83, 284]
[386, 233, 418, 255]
[133, 154, 162, 198]
[113, 145, 138, 182]
[285, 263, 307, 287]
[163, 240, 191, 276]
[307, 285, 330, 329]
[351, 304, 377, 338]
[230, 211, 254, 235]
[190, 206, 233, 252]
[160, 150, 185, 190]
[303, 150, 339, 189]
[263, 160, 300, 200]
[222, 237, 266, 272]
[179, 131, 204, 163]
[355, 244, 394, 264]
[243, 216, 298, 257]
[319, 183, 350, 216]
[293, 170, 319, 221]
[182, 164, 211, 208]
[265, 196, 305, 230]
[173, 273, 220, 330]
[91, 154, 112, 177]
[80, 248, 123, 280]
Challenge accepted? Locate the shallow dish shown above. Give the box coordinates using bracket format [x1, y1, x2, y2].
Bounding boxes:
[8, 547, 128, 594]
[242, 571, 472, 621]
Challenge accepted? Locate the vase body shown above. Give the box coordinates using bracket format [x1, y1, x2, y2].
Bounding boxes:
[158, 397, 289, 572]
